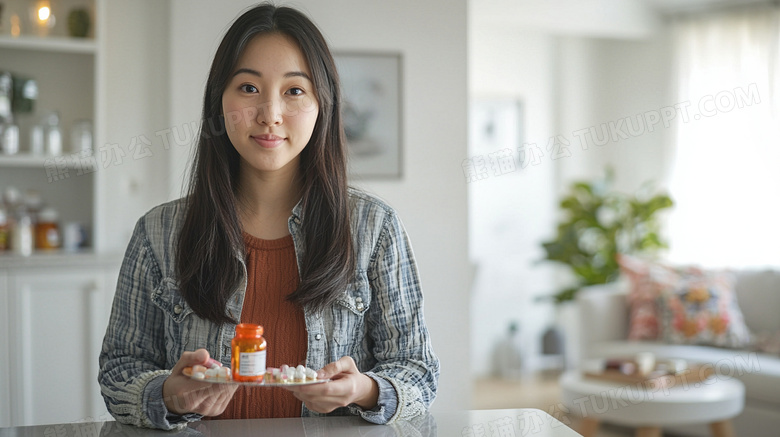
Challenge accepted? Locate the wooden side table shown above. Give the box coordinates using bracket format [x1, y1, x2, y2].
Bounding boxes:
[560, 369, 744, 437]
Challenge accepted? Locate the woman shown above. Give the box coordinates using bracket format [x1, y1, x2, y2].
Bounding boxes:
[98, 3, 439, 430]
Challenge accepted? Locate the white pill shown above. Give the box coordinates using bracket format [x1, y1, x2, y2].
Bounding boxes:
[668, 359, 688, 374]
[205, 368, 219, 378]
[192, 372, 206, 379]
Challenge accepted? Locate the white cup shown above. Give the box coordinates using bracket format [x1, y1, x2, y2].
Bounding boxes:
[636, 352, 656, 375]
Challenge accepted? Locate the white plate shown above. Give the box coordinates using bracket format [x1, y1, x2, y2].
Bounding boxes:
[183, 367, 328, 387]
[190, 376, 329, 387]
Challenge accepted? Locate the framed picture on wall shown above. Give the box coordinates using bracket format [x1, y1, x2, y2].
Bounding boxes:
[469, 99, 524, 154]
[334, 52, 402, 179]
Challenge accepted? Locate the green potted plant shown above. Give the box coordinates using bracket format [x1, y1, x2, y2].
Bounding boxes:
[541, 168, 673, 304]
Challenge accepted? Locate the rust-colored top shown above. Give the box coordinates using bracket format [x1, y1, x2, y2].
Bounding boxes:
[211, 233, 307, 419]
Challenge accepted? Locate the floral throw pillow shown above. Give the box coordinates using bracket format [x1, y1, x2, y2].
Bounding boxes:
[618, 254, 677, 341]
[617, 254, 752, 348]
[657, 269, 752, 348]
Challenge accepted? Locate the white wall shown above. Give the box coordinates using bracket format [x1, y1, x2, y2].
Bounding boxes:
[471, 0, 660, 39]
[467, 26, 559, 377]
[96, 0, 171, 252]
[554, 35, 674, 194]
[168, 0, 470, 413]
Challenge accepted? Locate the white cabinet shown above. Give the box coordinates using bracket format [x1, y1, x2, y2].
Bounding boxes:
[9, 269, 105, 426]
[0, 271, 10, 427]
[0, 256, 119, 427]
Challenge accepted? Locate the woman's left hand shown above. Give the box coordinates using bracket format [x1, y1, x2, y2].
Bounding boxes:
[285, 356, 379, 413]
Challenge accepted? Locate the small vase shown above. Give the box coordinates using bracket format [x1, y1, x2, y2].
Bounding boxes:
[496, 322, 524, 380]
[67, 7, 89, 38]
[541, 324, 564, 356]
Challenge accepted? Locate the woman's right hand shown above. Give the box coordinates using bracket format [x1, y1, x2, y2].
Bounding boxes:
[162, 349, 238, 416]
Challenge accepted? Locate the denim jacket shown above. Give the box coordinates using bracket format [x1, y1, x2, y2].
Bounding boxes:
[98, 188, 439, 429]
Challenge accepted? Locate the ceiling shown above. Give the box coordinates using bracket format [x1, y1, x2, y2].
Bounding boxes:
[470, 0, 774, 39]
[645, 0, 771, 14]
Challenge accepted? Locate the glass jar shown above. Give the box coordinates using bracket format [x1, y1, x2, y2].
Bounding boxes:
[12, 207, 33, 256]
[0, 207, 9, 252]
[0, 115, 19, 155]
[70, 119, 92, 154]
[231, 323, 267, 382]
[30, 124, 45, 155]
[44, 111, 62, 156]
[35, 206, 60, 250]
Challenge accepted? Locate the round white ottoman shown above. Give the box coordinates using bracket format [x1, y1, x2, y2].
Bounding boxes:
[560, 369, 745, 437]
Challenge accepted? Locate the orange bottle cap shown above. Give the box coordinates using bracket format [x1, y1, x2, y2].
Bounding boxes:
[235, 323, 264, 337]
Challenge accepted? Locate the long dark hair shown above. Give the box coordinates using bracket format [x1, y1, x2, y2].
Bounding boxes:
[176, 3, 354, 324]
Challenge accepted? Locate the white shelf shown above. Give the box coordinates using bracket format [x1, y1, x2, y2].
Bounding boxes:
[0, 153, 95, 171]
[0, 154, 60, 168]
[0, 35, 96, 54]
[0, 154, 50, 168]
[0, 249, 112, 269]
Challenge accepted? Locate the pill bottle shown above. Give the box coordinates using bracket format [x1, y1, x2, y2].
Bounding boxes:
[231, 323, 266, 382]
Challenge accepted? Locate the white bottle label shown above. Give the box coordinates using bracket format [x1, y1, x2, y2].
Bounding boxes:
[238, 350, 266, 376]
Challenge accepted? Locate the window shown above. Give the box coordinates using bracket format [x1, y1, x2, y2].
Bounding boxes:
[667, 6, 780, 269]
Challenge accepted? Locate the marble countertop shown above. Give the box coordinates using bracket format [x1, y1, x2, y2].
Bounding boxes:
[0, 409, 581, 437]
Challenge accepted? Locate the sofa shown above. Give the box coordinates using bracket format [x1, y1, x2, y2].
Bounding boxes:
[575, 270, 780, 437]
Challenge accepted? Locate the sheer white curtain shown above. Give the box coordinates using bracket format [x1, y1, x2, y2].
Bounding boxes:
[667, 5, 780, 269]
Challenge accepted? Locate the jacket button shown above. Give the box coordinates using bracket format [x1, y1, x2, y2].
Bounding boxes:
[174, 304, 183, 314]
[293, 217, 301, 225]
[315, 334, 322, 341]
[356, 302, 365, 311]
[355, 297, 363, 303]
